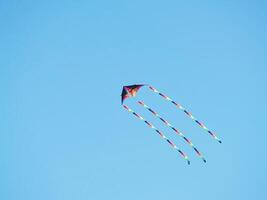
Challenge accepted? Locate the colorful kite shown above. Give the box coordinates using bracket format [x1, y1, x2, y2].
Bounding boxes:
[121, 84, 221, 164]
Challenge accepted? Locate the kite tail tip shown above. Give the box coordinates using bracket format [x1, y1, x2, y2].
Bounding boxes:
[218, 140, 222, 144]
[203, 158, 207, 163]
[187, 160, 190, 165]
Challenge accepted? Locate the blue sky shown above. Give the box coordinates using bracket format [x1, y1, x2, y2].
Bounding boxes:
[1, 1, 267, 199]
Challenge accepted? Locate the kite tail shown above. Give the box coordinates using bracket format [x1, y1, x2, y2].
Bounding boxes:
[148, 85, 222, 143]
[138, 101, 206, 163]
[122, 104, 190, 165]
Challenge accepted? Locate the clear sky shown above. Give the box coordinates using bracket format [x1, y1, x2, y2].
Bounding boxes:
[1, 1, 267, 199]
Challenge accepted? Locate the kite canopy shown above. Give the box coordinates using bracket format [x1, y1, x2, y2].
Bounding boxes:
[121, 84, 144, 104]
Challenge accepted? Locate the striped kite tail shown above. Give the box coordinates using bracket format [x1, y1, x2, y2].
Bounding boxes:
[122, 104, 190, 165]
[138, 101, 206, 163]
[148, 85, 222, 143]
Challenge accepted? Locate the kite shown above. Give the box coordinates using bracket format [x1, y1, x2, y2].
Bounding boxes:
[121, 84, 221, 164]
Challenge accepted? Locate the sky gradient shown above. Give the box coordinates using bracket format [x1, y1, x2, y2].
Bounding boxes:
[1, 1, 267, 199]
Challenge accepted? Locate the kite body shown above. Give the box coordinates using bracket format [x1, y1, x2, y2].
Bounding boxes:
[121, 84, 144, 104]
[121, 84, 221, 164]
